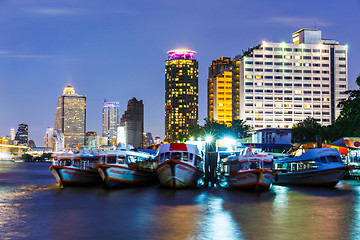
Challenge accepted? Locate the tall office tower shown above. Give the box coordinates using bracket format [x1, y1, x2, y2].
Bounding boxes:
[102, 100, 120, 145]
[10, 128, 15, 141]
[44, 127, 64, 152]
[208, 57, 232, 122]
[85, 131, 99, 149]
[15, 123, 28, 145]
[55, 84, 86, 149]
[143, 132, 155, 148]
[208, 69, 233, 126]
[118, 97, 144, 148]
[238, 29, 347, 129]
[165, 49, 199, 140]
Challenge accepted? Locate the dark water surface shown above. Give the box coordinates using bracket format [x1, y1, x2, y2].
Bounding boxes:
[1, 162, 360, 240]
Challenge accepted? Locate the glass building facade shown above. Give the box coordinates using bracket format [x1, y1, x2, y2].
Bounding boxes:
[165, 49, 199, 141]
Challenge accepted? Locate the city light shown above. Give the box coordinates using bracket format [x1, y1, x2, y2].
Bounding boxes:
[205, 135, 213, 143]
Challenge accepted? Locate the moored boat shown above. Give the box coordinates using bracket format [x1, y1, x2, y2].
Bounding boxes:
[155, 143, 205, 188]
[218, 150, 275, 191]
[273, 148, 350, 187]
[97, 147, 157, 188]
[49, 151, 101, 187]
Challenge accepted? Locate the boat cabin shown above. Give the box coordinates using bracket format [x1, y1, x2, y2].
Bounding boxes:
[274, 154, 343, 173]
[220, 155, 273, 175]
[53, 156, 99, 169]
[157, 151, 203, 169]
[100, 151, 156, 171]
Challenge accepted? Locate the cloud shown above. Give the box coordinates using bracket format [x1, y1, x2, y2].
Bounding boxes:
[265, 17, 333, 27]
[27, 8, 79, 16]
[0, 50, 52, 59]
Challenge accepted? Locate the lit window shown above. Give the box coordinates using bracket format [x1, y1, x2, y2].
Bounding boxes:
[255, 75, 263, 79]
[255, 103, 263, 107]
[295, 90, 302, 94]
[246, 75, 253, 79]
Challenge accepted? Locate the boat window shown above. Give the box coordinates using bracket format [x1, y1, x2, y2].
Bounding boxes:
[250, 161, 260, 169]
[327, 155, 340, 163]
[183, 153, 189, 162]
[263, 161, 272, 169]
[65, 160, 72, 166]
[240, 161, 249, 169]
[117, 155, 125, 164]
[127, 155, 138, 163]
[100, 156, 106, 164]
[165, 152, 170, 161]
[195, 155, 202, 169]
[189, 153, 194, 162]
[313, 158, 320, 163]
[107, 156, 116, 164]
[171, 152, 182, 160]
[291, 163, 298, 171]
[159, 153, 164, 163]
[230, 162, 240, 173]
[73, 160, 80, 167]
[320, 157, 327, 163]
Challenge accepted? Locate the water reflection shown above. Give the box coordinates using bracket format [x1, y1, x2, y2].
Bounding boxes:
[2, 163, 360, 240]
[196, 193, 243, 240]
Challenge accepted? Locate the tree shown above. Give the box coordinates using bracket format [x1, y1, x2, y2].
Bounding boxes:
[292, 117, 322, 143]
[331, 74, 360, 139]
[230, 119, 253, 139]
[188, 118, 252, 140]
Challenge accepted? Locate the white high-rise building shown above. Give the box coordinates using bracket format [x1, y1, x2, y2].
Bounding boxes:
[238, 29, 348, 129]
[102, 101, 120, 145]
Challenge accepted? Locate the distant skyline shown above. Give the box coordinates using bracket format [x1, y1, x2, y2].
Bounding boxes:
[0, 0, 359, 146]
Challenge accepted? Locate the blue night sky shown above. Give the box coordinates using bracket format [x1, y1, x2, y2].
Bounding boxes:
[0, 0, 359, 146]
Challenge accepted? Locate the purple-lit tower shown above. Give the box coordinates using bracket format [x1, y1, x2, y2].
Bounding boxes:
[165, 49, 199, 141]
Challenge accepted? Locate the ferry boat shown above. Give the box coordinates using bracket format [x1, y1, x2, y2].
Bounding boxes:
[273, 148, 350, 187]
[218, 150, 275, 191]
[155, 143, 205, 188]
[49, 151, 101, 187]
[97, 146, 157, 188]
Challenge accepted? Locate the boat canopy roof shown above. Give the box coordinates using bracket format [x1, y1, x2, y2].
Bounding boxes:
[223, 153, 273, 163]
[274, 148, 340, 163]
[157, 143, 201, 156]
[100, 149, 154, 158]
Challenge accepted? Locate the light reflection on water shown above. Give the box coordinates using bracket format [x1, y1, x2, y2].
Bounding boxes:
[1, 163, 360, 240]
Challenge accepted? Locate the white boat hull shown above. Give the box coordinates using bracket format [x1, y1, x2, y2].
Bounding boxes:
[220, 169, 275, 191]
[156, 159, 204, 188]
[97, 164, 156, 188]
[275, 166, 349, 187]
[49, 166, 101, 187]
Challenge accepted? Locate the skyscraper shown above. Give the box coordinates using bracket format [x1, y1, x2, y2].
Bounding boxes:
[165, 49, 199, 141]
[118, 97, 144, 148]
[55, 84, 86, 149]
[44, 127, 64, 152]
[102, 100, 120, 145]
[208, 57, 233, 125]
[237, 29, 347, 129]
[15, 123, 28, 146]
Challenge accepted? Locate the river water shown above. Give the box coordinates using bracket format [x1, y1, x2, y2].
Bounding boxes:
[1, 161, 360, 240]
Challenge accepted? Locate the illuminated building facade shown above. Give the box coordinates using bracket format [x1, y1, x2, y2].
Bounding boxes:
[44, 127, 64, 152]
[55, 84, 86, 149]
[238, 29, 347, 129]
[212, 70, 233, 126]
[15, 123, 28, 146]
[165, 49, 199, 140]
[118, 97, 144, 148]
[208, 57, 232, 122]
[102, 100, 120, 145]
[85, 131, 99, 149]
